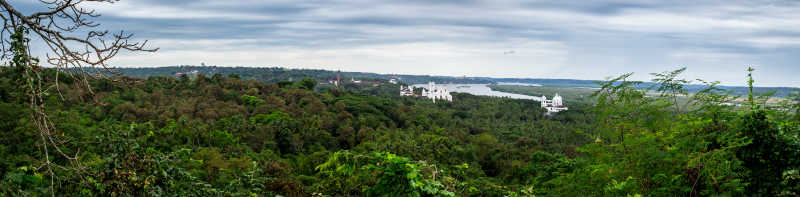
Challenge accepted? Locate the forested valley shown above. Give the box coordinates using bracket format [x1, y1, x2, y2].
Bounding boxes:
[1, 0, 799, 196]
[1, 65, 798, 196]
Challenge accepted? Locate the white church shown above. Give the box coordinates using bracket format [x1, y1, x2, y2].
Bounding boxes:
[541, 93, 568, 113]
[400, 82, 452, 102]
[422, 82, 453, 102]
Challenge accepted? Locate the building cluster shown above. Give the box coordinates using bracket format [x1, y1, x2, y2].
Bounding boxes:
[400, 82, 452, 102]
[174, 70, 199, 77]
[324, 72, 379, 87]
[350, 77, 380, 86]
[400, 85, 414, 96]
[328, 72, 341, 87]
[541, 93, 568, 113]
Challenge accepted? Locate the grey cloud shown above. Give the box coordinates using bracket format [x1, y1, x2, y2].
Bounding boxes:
[11, 0, 800, 86]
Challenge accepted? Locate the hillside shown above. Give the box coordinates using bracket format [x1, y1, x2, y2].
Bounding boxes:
[2, 66, 798, 196]
[0, 67, 592, 196]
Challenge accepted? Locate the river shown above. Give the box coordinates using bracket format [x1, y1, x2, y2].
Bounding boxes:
[412, 83, 543, 101]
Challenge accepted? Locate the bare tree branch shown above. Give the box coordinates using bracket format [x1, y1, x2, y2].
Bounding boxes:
[0, 0, 157, 195]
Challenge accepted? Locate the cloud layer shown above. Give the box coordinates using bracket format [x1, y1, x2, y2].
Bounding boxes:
[14, 0, 800, 86]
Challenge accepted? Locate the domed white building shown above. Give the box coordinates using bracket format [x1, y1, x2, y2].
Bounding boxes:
[541, 93, 567, 113]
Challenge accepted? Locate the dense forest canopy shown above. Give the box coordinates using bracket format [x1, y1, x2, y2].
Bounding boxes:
[1, 66, 798, 196]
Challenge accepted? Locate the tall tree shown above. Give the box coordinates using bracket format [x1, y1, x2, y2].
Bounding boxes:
[651, 67, 690, 113]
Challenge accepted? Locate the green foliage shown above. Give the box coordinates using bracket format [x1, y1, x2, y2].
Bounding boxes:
[240, 94, 265, 106]
[316, 151, 455, 197]
[651, 67, 690, 113]
[737, 110, 800, 196]
[0, 67, 797, 196]
[299, 78, 317, 90]
[747, 67, 756, 108]
[541, 68, 799, 197]
[10, 27, 40, 72]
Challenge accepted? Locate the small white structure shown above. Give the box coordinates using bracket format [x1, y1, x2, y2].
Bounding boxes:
[389, 78, 398, 84]
[541, 93, 568, 113]
[174, 70, 199, 77]
[400, 85, 414, 96]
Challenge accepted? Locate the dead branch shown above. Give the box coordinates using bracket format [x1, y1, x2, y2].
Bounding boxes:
[0, 0, 157, 195]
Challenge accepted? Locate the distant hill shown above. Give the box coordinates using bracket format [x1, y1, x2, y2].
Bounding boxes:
[117, 66, 798, 97]
[490, 78, 798, 98]
[117, 66, 492, 85]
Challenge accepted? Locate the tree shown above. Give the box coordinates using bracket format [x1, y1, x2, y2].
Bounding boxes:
[299, 77, 316, 90]
[737, 68, 800, 196]
[0, 0, 156, 195]
[316, 151, 456, 196]
[650, 67, 690, 113]
[791, 89, 800, 121]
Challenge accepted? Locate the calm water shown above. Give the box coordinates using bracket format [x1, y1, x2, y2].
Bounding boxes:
[412, 83, 542, 101]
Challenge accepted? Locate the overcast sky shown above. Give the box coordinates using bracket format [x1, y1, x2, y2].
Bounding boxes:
[14, 0, 800, 87]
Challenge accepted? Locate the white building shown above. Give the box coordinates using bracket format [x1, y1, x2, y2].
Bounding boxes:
[541, 93, 568, 113]
[422, 82, 452, 103]
[400, 85, 414, 96]
[174, 70, 199, 77]
[402, 82, 452, 102]
[389, 78, 398, 84]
